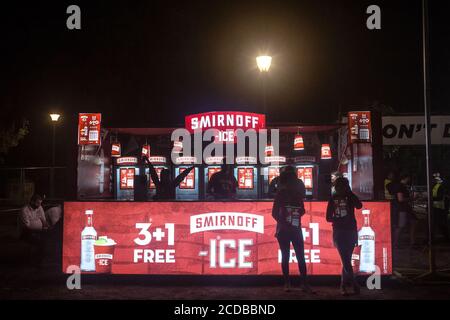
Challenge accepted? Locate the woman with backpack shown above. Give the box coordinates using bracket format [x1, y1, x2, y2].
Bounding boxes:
[272, 166, 313, 293]
[326, 177, 362, 295]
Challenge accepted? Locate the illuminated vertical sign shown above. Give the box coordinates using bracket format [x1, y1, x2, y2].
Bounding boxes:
[78, 113, 102, 145]
[348, 111, 372, 143]
[179, 168, 195, 189]
[120, 168, 135, 189]
[238, 168, 254, 189]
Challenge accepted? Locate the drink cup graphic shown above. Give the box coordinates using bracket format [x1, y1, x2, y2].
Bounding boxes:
[94, 236, 116, 274]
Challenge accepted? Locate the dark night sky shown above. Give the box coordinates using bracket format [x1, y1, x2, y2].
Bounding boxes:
[1, 0, 449, 166]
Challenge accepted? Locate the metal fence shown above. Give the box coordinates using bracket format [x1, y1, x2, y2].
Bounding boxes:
[0, 167, 67, 206]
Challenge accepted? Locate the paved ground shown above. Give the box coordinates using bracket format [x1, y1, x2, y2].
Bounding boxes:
[0, 266, 449, 300]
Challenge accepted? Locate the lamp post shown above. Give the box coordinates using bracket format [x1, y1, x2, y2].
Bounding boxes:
[413, 0, 450, 283]
[49, 113, 61, 198]
[256, 55, 272, 114]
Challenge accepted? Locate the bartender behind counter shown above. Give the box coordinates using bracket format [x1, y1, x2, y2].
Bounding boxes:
[144, 157, 194, 200]
[208, 164, 238, 200]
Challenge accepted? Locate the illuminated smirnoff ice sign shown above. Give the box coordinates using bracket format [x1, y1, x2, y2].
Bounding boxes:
[191, 212, 264, 268]
[189, 212, 321, 268]
[186, 112, 265, 132]
[190, 212, 264, 234]
[185, 111, 266, 143]
[173, 111, 280, 165]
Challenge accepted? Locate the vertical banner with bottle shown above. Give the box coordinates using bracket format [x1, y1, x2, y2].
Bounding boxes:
[78, 113, 102, 145]
[348, 111, 372, 144]
[64, 201, 391, 275]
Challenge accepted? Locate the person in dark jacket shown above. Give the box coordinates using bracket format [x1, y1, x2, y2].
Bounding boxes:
[326, 177, 362, 295]
[207, 164, 238, 200]
[144, 157, 194, 200]
[392, 174, 417, 248]
[272, 166, 313, 293]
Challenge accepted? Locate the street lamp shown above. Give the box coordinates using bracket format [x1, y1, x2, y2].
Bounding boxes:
[49, 113, 61, 198]
[50, 114, 61, 122]
[256, 55, 272, 72]
[256, 55, 272, 115]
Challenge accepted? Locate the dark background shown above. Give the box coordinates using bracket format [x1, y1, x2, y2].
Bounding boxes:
[0, 0, 449, 168]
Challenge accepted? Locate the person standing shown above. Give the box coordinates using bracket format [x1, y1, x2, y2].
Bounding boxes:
[144, 157, 194, 200]
[385, 172, 399, 248]
[18, 194, 59, 268]
[326, 177, 362, 295]
[207, 164, 238, 200]
[272, 166, 313, 293]
[432, 173, 449, 242]
[393, 174, 417, 248]
[331, 171, 344, 196]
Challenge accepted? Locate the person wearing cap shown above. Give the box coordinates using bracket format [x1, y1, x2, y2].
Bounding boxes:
[432, 173, 449, 242]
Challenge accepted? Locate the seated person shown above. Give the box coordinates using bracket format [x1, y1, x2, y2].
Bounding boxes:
[18, 194, 61, 267]
[19, 194, 49, 235]
[207, 164, 238, 200]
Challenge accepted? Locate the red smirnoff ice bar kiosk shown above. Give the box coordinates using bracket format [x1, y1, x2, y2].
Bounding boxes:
[69, 111, 392, 276]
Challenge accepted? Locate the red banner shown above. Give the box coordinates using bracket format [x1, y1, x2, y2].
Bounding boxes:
[348, 111, 372, 143]
[185, 111, 266, 143]
[78, 113, 101, 145]
[63, 201, 392, 275]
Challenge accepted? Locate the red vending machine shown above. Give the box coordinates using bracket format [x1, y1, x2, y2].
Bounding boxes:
[145, 156, 169, 200]
[174, 156, 200, 200]
[203, 156, 223, 199]
[234, 156, 259, 199]
[114, 157, 140, 200]
[261, 155, 287, 198]
[294, 156, 319, 199]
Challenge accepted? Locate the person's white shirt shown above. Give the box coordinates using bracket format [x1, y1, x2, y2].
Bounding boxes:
[19, 204, 47, 231]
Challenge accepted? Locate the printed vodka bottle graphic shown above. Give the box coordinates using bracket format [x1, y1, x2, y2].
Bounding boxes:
[358, 209, 376, 273]
[80, 210, 97, 271]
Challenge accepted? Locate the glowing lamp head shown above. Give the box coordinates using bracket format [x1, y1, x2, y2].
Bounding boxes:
[256, 55, 272, 72]
[49, 114, 61, 122]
